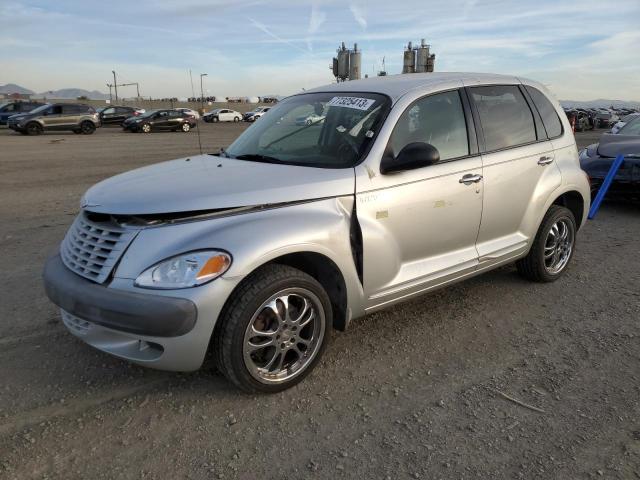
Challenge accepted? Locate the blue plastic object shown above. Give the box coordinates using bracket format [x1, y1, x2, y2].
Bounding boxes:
[588, 154, 625, 220]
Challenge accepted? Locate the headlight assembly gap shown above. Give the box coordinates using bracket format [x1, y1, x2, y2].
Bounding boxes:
[135, 250, 232, 289]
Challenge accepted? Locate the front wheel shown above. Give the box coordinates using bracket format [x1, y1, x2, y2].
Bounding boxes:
[26, 122, 43, 135]
[215, 264, 331, 393]
[234, 116, 240, 122]
[516, 205, 577, 282]
[141, 123, 151, 133]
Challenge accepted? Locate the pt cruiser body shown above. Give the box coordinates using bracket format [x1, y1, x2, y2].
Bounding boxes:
[44, 73, 590, 393]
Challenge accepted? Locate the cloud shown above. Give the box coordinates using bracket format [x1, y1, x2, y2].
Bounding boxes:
[307, 3, 327, 51]
[349, 3, 367, 29]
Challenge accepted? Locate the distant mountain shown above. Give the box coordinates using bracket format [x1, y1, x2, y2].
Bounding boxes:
[561, 99, 640, 109]
[34, 88, 110, 100]
[0, 83, 35, 95]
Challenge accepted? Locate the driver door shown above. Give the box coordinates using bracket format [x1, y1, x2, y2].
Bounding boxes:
[356, 89, 484, 310]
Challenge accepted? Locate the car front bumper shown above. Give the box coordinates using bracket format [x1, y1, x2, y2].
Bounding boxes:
[43, 254, 234, 371]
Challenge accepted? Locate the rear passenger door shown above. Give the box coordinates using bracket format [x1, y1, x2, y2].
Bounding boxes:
[468, 84, 562, 267]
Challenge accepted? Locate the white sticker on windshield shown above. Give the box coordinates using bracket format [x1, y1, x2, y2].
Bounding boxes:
[327, 96, 375, 111]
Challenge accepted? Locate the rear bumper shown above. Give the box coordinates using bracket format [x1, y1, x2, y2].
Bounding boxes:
[43, 254, 197, 337]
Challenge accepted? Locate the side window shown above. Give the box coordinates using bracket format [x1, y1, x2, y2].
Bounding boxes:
[525, 86, 563, 139]
[390, 90, 469, 161]
[470, 85, 536, 151]
[4, 104, 16, 112]
[103, 107, 115, 115]
[50, 105, 63, 115]
[62, 105, 81, 114]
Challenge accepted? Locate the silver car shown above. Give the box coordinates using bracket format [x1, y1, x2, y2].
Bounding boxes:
[43, 73, 590, 393]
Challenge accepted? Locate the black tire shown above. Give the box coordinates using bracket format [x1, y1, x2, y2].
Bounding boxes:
[516, 205, 577, 282]
[234, 116, 240, 122]
[214, 264, 332, 393]
[212, 116, 219, 123]
[80, 121, 96, 135]
[26, 122, 43, 136]
[72, 129, 82, 134]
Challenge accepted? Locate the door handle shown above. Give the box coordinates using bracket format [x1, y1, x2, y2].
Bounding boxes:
[538, 155, 554, 165]
[459, 173, 483, 185]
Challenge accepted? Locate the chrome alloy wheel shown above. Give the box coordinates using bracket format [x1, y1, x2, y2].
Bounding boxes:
[243, 288, 325, 384]
[543, 218, 574, 274]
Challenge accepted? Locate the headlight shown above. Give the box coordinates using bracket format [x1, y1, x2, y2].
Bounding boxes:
[135, 250, 232, 289]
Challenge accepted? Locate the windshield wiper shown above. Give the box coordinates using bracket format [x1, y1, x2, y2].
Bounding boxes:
[232, 153, 284, 164]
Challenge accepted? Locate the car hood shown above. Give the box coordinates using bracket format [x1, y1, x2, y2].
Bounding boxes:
[597, 133, 640, 158]
[82, 154, 355, 215]
[7, 113, 29, 121]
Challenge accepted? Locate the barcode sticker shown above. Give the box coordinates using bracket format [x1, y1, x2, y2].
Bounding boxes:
[327, 96, 375, 110]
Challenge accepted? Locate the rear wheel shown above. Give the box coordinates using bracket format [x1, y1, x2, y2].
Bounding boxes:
[181, 122, 191, 132]
[26, 122, 43, 135]
[516, 205, 577, 282]
[215, 264, 331, 393]
[80, 121, 95, 135]
[234, 116, 240, 122]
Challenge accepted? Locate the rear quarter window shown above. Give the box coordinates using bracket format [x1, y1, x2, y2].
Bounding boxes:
[470, 85, 536, 151]
[525, 86, 563, 139]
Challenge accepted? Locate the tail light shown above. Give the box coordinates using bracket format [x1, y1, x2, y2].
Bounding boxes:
[133, 111, 140, 116]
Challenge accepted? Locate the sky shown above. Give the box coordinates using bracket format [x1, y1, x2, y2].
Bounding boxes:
[1, 0, 639, 101]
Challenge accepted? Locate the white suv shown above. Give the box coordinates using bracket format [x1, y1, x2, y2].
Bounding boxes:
[44, 73, 589, 393]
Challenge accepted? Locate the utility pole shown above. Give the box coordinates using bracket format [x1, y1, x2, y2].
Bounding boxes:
[189, 70, 195, 99]
[112, 70, 118, 102]
[106, 84, 113, 102]
[200, 73, 207, 111]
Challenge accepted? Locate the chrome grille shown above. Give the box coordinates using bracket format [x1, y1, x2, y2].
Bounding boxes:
[60, 212, 138, 283]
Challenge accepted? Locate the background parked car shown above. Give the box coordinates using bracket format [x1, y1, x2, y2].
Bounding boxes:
[0, 100, 46, 125]
[202, 108, 242, 123]
[243, 106, 271, 122]
[7, 103, 99, 135]
[122, 109, 197, 133]
[175, 108, 200, 120]
[98, 106, 145, 126]
[594, 111, 619, 129]
[611, 113, 640, 134]
[295, 113, 326, 126]
[580, 120, 640, 199]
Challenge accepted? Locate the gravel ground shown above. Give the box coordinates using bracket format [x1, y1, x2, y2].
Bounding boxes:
[0, 125, 638, 479]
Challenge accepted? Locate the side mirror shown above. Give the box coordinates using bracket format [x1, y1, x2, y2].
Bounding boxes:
[380, 142, 440, 174]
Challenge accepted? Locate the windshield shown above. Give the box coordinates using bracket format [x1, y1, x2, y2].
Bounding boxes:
[224, 92, 390, 168]
[27, 104, 51, 115]
[618, 117, 640, 136]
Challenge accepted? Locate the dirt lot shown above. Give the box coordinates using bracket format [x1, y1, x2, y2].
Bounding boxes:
[0, 125, 638, 479]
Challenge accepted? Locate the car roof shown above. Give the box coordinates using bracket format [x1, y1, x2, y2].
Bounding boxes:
[304, 72, 530, 103]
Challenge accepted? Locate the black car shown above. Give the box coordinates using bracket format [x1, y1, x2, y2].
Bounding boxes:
[580, 121, 640, 199]
[99, 106, 144, 125]
[0, 100, 46, 125]
[122, 109, 197, 133]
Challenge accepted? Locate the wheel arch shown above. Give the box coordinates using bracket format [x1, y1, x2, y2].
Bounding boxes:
[222, 251, 350, 332]
[550, 190, 585, 230]
[266, 251, 349, 331]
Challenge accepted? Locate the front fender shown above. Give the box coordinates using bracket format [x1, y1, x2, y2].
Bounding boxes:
[114, 197, 365, 318]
